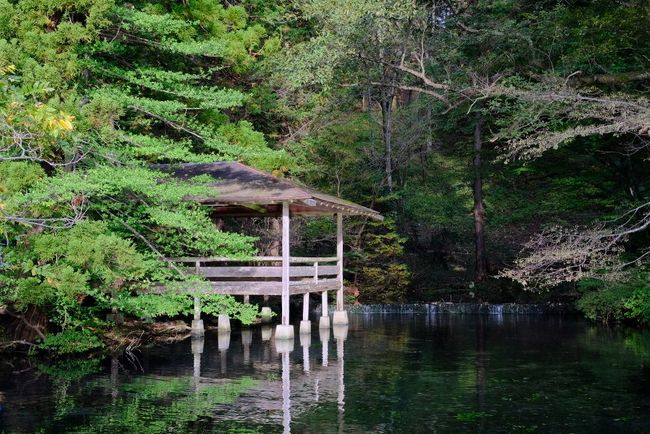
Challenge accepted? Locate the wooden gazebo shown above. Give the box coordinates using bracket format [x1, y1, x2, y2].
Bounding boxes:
[158, 162, 382, 339]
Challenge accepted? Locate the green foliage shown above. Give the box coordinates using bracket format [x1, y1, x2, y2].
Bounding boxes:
[577, 274, 650, 324]
[352, 219, 411, 303]
[0, 0, 289, 349]
[115, 293, 191, 319]
[455, 411, 488, 423]
[623, 286, 650, 325]
[1, 220, 154, 329]
[33, 373, 259, 433]
[201, 293, 259, 325]
[35, 358, 102, 381]
[1, 0, 648, 337]
[266, 0, 650, 316]
[115, 291, 259, 325]
[39, 329, 104, 355]
[0, 161, 45, 193]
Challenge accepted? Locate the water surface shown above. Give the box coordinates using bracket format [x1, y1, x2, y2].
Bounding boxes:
[1, 314, 649, 433]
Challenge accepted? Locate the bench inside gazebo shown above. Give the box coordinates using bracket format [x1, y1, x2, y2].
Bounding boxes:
[158, 162, 382, 339]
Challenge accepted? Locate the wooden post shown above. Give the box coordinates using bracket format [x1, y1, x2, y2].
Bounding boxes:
[193, 296, 200, 321]
[333, 213, 348, 325]
[319, 290, 330, 329]
[300, 291, 311, 334]
[336, 213, 344, 310]
[282, 201, 290, 325]
[303, 293, 309, 321]
[193, 262, 201, 323]
[276, 201, 294, 339]
[322, 291, 328, 316]
[192, 259, 204, 335]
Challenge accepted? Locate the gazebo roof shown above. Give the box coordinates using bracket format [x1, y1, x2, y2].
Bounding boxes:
[154, 162, 383, 220]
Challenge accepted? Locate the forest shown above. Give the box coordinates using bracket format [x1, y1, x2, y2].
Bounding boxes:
[0, 0, 649, 354]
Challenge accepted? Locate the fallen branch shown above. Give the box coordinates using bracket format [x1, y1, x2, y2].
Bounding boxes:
[2, 308, 46, 341]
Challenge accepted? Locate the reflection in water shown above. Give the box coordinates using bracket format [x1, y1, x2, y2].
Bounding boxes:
[320, 326, 330, 367]
[334, 325, 347, 433]
[300, 333, 311, 373]
[256, 325, 347, 434]
[261, 325, 272, 341]
[191, 335, 204, 391]
[242, 329, 252, 365]
[110, 352, 119, 400]
[280, 346, 292, 434]
[2, 316, 650, 433]
[218, 331, 230, 374]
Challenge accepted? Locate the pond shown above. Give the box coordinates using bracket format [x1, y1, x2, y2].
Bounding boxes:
[1, 314, 650, 433]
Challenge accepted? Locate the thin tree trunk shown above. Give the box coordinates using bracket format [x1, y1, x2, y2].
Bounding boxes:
[269, 218, 281, 257]
[473, 114, 488, 282]
[380, 97, 393, 192]
[265, 217, 282, 304]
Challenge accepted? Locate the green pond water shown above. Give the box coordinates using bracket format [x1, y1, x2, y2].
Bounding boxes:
[1, 314, 650, 433]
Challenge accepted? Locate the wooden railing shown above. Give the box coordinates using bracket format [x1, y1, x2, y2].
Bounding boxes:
[164, 256, 340, 295]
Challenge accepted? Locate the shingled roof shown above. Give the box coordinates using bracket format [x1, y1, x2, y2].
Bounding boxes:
[154, 162, 383, 220]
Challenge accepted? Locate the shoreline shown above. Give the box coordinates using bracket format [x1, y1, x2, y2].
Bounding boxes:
[320, 302, 577, 315]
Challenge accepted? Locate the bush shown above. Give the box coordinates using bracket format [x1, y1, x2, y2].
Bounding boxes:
[576, 286, 632, 323]
[623, 286, 650, 325]
[576, 275, 650, 324]
[39, 329, 104, 355]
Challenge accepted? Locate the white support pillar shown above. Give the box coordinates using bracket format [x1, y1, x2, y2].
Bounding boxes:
[276, 201, 294, 340]
[333, 213, 348, 325]
[319, 290, 330, 329]
[300, 292, 311, 334]
[260, 306, 273, 323]
[191, 295, 204, 336]
[218, 314, 231, 332]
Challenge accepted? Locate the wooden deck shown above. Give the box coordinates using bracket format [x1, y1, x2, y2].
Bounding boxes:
[166, 256, 341, 296]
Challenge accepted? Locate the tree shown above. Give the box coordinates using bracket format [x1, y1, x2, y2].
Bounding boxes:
[0, 0, 290, 347]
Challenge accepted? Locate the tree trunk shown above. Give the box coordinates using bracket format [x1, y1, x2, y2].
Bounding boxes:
[473, 115, 488, 282]
[380, 97, 393, 192]
[269, 218, 281, 257]
[265, 217, 282, 304]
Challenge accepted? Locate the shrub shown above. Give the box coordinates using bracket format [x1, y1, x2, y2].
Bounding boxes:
[39, 329, 104, 355]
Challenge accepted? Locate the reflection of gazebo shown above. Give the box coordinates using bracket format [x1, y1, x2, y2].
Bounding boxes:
[158, 162, 382, 338]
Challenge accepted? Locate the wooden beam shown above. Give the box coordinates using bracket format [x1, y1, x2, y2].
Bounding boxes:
[150, 279, 339, 296]
[188, 279, 340, 295]
[189, 265, 337, 278]
[167, 256, 338, 263]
